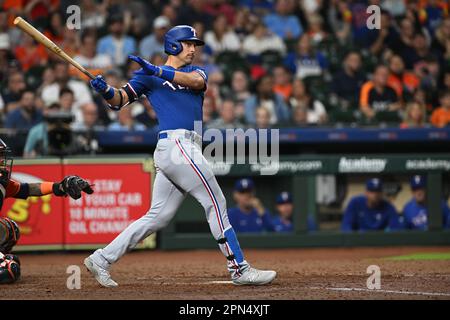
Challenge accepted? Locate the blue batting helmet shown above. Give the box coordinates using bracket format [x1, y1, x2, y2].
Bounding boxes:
[164, 25, 204, 55]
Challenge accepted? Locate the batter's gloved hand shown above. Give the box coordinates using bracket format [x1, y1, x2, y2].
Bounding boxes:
[128, 55, 160, 76]
[54, 175, 94, 200]
[90, 75, 110, 94]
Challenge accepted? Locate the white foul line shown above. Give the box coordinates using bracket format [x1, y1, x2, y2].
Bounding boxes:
[310, 287, 450, 297]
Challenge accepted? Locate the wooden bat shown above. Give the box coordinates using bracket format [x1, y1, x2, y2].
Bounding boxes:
[13, 16, 96, 80]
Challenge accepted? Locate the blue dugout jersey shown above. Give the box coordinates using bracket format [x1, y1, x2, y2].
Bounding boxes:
[341, 195, 401, 232]
[228, 207, 275, 233]
[402, 199, 450, 230]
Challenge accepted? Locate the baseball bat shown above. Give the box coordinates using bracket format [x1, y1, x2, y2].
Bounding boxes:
[13, 16, 96, 80]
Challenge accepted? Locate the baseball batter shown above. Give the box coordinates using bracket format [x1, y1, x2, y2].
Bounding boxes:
[85, 25, 277, 287]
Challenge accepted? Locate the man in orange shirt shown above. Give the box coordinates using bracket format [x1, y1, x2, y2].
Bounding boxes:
[272, 65, 292, 101]
[359, 65, 400, 119]
[430, 91, 450, 127]
[387, 55, 419, 100]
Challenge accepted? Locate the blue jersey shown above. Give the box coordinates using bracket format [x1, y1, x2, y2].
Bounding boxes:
[272, 216, 318, 232]
[128, 65, 208, 131]
[228, 207, 274, 233]
[341, 195, 400, 232]
[272, 217, 293, 232]
[402, 199, 450, 230]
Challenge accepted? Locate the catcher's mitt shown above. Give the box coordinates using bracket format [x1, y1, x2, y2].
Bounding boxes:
[54, 175, 94, 200]
[0, 218, 20, 253]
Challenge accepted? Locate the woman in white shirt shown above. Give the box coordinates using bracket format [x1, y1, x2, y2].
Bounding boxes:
[204, 14, 241, 54]
[289, 79, 327, 124]
[242, 22, 286, 56]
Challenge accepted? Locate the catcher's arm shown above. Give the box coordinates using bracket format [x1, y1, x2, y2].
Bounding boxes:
[24, 176, 94, 199]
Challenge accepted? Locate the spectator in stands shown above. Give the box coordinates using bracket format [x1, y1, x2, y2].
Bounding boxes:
[14, 33, 48, 72]
[204, 14, 241, 54]
[229, 70, 251, 121]
[204, 0, 236, 25]
[40, 61, 93, 123]
[59, 28, 80, 59]
[202, 96, 214, 125]
[74, 32, 113, 77]
[359, 65, 400, 120]
[331, 51, 366, 109]
[72, 102, 103, 132]
[272, 65, 292, 102]
[368, 10, 399, 56]
[406, 32, 436, 71]
[263, 0, 303, 40]
[291, 105, 308, 126]
[4, 89, 42, 130]
[342, 178, 403, 232]
[79, 0, 107, 30]
[176, 0, 213, 28]
[44, 11, 65, 45]
[284, 34, 328, 79]
[418, 0, 448, 35]
[431, 17, 450, 60]
[244, 75, 290, 125]
[228, 178, 274, 233]
[306, 14, 328, 45]
[430, 91, 450, 128]
[139, 16, 170, 59]
[23, 102, 60, 158]
[97, 14, 137, 66]
[402, 175, 450, 230]
[135, 99, 159, 130]
[107, 107, 146, 131]
[289, 79, 327, 125]
[207, 99, 243, 129]
[1, 71, 26, 114]
[387, 55, 419, 101]
[400, 102, 427, 128]
[255, 106, 271, 129]
[233, 7, 251, 40]
[326, 0, 352, 45]
[59, 87, 75, 114]
[242, 21, 286, 57]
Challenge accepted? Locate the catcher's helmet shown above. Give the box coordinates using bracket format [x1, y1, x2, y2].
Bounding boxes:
[164, 25, 204, 55]
[0, 139, 13, 179]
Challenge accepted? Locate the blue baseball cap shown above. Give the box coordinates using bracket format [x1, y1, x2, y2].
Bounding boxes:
[410, 175, 426, 190]
[234, 178, 254, 192]
[276, 191, 292, 204]
[366, 178, 383, 192]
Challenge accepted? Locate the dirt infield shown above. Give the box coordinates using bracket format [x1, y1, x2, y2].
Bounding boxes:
[3, 246, 450, 300]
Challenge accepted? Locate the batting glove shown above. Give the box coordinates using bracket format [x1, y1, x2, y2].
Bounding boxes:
[128, 55, 160, 76]
[90, 75, 115, 100]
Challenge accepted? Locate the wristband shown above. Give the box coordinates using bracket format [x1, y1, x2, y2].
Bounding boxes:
[102, 86, 115, 100]
[52, 183, 66, 196]
[40, 182, 53, 195]
[158, 67, 175, 82]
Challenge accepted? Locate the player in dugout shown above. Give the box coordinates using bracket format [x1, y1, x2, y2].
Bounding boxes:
[341, 178, 404, 232]
[402, 175, 450, 230]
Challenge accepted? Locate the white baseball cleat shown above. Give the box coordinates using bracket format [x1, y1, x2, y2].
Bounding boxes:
[232, 267, 277, 286]
[84, 257, 118, 288]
